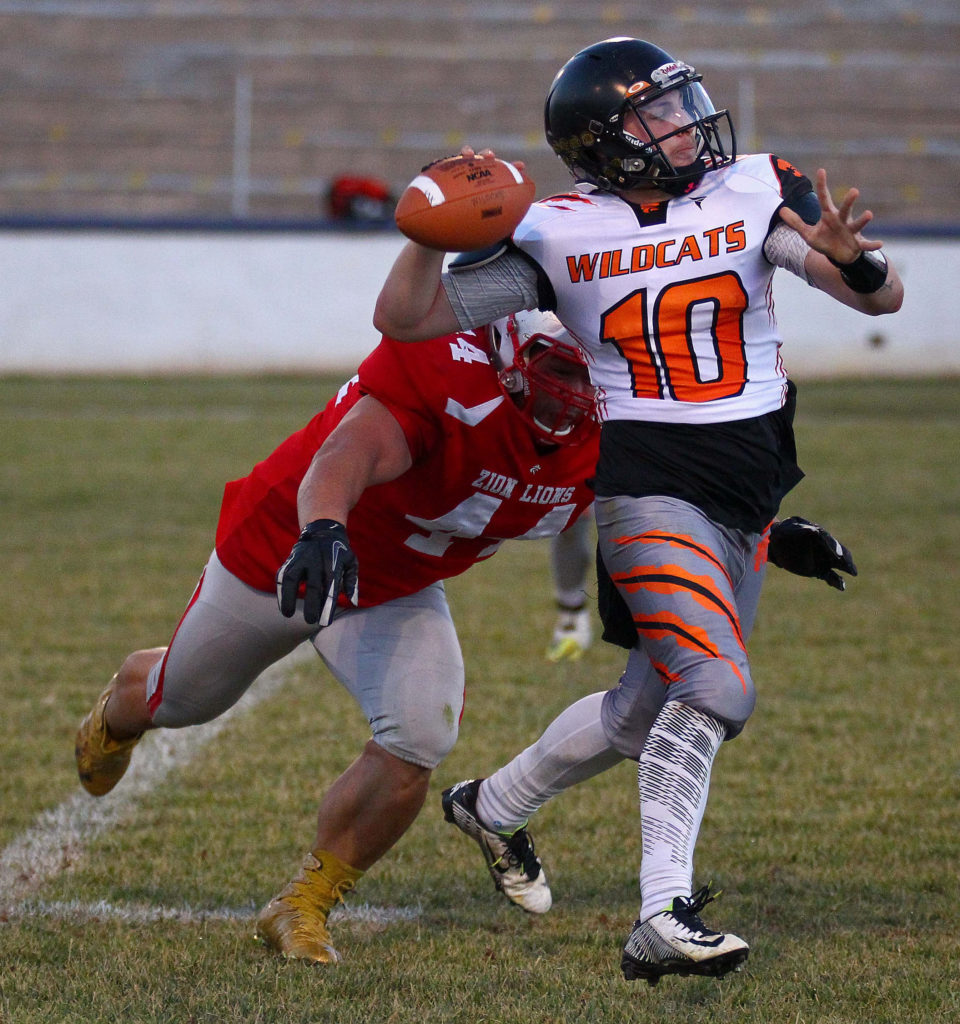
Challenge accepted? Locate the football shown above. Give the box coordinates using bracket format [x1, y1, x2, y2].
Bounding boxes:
[394, 155, 535, 251]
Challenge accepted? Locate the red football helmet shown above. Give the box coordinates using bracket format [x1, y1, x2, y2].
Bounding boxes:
[489, 310, 596, 446]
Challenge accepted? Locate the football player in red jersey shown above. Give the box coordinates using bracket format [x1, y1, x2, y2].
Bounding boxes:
[74, 310, 599, 964]
[374, 37, 901, 984]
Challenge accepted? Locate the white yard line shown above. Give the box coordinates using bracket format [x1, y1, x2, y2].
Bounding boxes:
[0, 646, 312, 911]
[0, 644, 422, 928]
[4, 899, 420, 926]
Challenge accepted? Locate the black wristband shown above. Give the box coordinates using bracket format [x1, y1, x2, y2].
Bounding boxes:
[826, 249, 889, 294]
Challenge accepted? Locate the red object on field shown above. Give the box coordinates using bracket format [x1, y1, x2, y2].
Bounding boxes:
[326, 175, 394, 222]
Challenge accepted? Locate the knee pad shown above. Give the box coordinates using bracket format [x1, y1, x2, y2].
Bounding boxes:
[601, 647, 756, 755]
[372, 703, 460, 770]
[600, 650, 667, 759]
[672, 661, 756, 739]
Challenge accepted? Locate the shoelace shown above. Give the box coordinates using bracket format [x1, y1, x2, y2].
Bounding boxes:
[671, 884, 720, 933]
[286, 866, 356, 914]
[498, 829, 541, 880]
[671, 884, 720, 931]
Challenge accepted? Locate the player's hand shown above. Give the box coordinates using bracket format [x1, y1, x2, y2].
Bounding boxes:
[779, 168, 883, 265]
[767, 516, 858, 591]
[276, 519, 359, 625]
[455, 145, 526, 174]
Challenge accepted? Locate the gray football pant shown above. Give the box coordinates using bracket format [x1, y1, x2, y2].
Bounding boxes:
[147, 551, 465, 769]
[477, 495, 766, 831]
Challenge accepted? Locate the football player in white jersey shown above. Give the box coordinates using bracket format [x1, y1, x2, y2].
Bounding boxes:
[374, 37, 902, 985]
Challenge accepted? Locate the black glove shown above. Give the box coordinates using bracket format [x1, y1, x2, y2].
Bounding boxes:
[276, 519, 359, 625]
[768, 516, 858, 591]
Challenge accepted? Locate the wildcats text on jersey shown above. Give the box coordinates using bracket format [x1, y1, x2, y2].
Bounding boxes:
[509, 155, 808, 423]
[566, 221, 746, 282]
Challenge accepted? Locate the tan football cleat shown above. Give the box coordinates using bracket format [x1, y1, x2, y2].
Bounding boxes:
[75, 680, 143, 796]
[255, 851, 362, 964]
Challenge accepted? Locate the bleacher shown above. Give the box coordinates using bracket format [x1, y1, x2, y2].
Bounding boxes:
[1, 0, 957, 227]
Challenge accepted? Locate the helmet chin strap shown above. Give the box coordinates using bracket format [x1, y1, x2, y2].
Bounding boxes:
[614, 135, 706, 194]
[534, 415, 574, 439]
[659, 165, 706, 195]
[639, 142, 709, 194]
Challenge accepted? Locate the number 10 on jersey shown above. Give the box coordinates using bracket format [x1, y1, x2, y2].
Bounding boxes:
[601, 271, 750, 403]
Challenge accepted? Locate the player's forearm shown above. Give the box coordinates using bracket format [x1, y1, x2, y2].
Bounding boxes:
[854, 265, 903, 314]
[805, 250, 904, 315]
[373, 241, 458, 340]
[296, 450, 369, 527]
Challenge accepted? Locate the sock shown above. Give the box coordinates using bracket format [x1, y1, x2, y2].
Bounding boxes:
[475, 692, 623, 834]
[637, 701, 725, 921]
[554, 591, 586, 613]
[551, 512, 591, 598]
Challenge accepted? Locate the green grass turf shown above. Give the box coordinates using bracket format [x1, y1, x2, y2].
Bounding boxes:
[1, 375, 958, 1023]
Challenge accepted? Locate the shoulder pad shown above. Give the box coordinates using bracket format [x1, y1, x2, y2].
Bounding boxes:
[783, 188, 821, 226]
[769, 155, 819, 225]
[448, 240, 511, 271]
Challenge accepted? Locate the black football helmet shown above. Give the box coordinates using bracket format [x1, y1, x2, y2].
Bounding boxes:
[544, 37, 736, 194]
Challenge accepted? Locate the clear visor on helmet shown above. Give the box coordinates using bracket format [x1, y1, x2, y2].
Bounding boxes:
[624, 81, 717, 143]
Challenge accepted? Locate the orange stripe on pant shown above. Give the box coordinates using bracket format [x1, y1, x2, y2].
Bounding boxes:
[611, 563, 744, 648]
[635, 611, 719, 657]
[633, 611, 748, 694]
[754, 520, 774, 572]
[612, 530, 733, 587]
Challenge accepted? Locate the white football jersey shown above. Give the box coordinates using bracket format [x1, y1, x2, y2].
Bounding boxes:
[513, 154, 800, 425]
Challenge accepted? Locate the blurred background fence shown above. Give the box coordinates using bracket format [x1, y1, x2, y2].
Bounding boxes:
[1, 0, 958, 227]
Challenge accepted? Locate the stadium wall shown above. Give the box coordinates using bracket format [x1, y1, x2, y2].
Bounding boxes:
[0, 229, 953, 378]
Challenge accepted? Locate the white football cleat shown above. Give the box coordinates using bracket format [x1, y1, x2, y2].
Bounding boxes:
[442, 779, 552, 914]
[621, 886, 749, 985]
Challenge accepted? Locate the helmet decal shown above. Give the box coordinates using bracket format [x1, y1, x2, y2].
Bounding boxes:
[651, 61, 694, 85]
[544, 38, 736, 194]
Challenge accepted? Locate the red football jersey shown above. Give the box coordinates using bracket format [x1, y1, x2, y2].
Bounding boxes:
[215, 330, 599, 607]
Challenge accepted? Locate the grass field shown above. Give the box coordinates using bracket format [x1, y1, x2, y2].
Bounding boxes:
[1, 375, 958, 1024]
